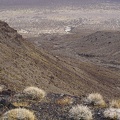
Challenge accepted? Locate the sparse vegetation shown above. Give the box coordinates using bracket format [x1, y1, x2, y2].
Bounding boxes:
[86, 93, 106, 107]
[69, 105, 93, 120]
[110, 99, 120, 108]
[104, 108, 120, 120]
[0, 86, 3, 93]
[0, 85, 5, 93]
[23, 86, 46, 101]
[56, 96, 73, 106]
[12, 101, 29, 107]
[0, 87, 120, 120]
[1, 108, 35, 120]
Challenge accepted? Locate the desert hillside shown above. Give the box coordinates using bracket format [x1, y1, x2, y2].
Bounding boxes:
[72, 31, 120, 62]
[0, 20, 120, 99]
[29, 31, 120, 70]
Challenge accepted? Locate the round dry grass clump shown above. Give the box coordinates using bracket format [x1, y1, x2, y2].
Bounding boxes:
[23, 86, 46, 101]
[86, 93, 106, 107]
[110, 99, 120, 108]
[69, 105, 93, 120]
[104, 108, 120, 120]
[1, 108, 35, 120]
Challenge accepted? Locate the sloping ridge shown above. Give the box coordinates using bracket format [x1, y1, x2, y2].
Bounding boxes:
[73, 31, 120, 62]
[0, 20, 120, 99]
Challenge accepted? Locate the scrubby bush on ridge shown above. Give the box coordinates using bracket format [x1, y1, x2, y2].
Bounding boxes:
[110, 99, 120, 108]
[69, 105, 93, 120]
[86, 93, 106, 107]
[23, 86, 46, 101]
[1, 108, 35, 120]
[104, 108, 120, 120]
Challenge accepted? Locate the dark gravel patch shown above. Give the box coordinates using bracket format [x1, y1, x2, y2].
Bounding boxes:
[0, 91, 109, 120]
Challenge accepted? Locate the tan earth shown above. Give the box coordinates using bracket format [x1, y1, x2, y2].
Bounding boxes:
[0, 20, 120, 100]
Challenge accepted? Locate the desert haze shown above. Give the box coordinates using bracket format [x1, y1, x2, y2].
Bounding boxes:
[0, 0, 120, 37]
[0, 0, 120, 120]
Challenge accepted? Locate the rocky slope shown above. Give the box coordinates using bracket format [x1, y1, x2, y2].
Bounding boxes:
[72, 31, 120, 62]
[0, 89, 116, 120]
[0, 20, 120, 100]
[30, 31, 120, 70]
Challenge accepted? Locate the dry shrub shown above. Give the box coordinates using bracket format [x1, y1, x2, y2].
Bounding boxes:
[23, 86, 46, 101]
[69, 105, 93, 120]
[104, 108, 120, 120]
[56, 96, 73, 106]
[12, 102, 29, 107]
[0, 86, 3, 92]
[110, 100, 120, 108]
[0, 85, 5, 93]
[1, 108, 35, 120]
[86, 93, 106, 107]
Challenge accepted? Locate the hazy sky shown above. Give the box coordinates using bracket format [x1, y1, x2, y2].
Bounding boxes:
[0, 0, 119, 6]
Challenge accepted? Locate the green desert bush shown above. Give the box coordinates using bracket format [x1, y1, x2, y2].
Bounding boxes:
[86, 93, 106, 107]
[110, 99, 120, 108]
[1, 108, 35, 120]
[104, 108, 120, 120]
[23, 86, 46, 101]
[69, 105, 93, 120]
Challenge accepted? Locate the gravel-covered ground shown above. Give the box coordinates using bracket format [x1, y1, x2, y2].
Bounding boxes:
[0, 89, 110, 120]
